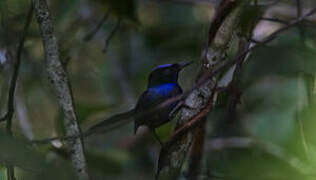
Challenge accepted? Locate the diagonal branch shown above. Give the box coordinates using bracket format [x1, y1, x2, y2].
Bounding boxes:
[83, 8, 111, 42]
[226, 39, 248, 125]
[0, 3, 33, 126]
[32, 0, 89, 179]
[259, 17, 289, 25]
[1, 2, 34, 180]
[103, 17, 121, 53]
[254, 8, 316, 46]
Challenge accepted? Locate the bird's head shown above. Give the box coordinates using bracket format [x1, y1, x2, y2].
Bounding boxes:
[147, 61, 193, 87]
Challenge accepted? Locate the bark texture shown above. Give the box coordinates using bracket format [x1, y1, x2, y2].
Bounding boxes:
[157, 1, 248, 179]
[32, 0, 89, 179]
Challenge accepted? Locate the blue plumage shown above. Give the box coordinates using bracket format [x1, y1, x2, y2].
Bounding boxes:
[134, 62, 192, 144]
[148, 83, 181, 97]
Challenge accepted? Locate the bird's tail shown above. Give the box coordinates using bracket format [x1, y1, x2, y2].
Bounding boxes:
[84, 109, 136, 137]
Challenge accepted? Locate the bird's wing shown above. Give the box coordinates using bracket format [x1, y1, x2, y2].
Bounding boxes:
[135, 84, 182, 111]
[135, 90, 158, 111]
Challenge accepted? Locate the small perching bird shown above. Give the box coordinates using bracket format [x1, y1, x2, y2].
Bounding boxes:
[86, 61, 192, 145]
[134, 61, 192, 144]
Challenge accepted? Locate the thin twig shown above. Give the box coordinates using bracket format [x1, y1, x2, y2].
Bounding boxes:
[83, 8, 110, 42]
[226, 39, 248, 125]
[255, 8, 316, 45]
[156, 0, 213, 5]
[3, 2, 33, 180]
[4, 2, 33, 132]
[108, 51, 136, 106]
[103, 18, 121, 53]
[296, 0, 302, 18]
[259, 17, 289, 24]
[295, 0, 305, 40]
[246, 37, 262, 44]
[0, 3, 33, 125]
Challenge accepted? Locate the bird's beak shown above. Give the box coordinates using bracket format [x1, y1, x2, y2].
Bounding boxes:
[178, 61, 193, 70]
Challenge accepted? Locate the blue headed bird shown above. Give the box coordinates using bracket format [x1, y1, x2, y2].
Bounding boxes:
[86, 61, 192, 145]
[134, 61, 192, 144]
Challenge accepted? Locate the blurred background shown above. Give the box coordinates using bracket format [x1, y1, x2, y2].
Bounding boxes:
[0, 0, 316, 179]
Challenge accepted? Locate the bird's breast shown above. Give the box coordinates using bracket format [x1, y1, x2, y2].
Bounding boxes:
[135, 83, 183, 130]
[148, 83, 182, 97]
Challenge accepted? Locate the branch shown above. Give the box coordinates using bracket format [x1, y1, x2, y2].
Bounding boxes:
[295, 0, 306, 41]
[226, 39, 248, 125]
[259, 17, 289, 24]
[0, 2, 33, 126]
[1, 2, 33, 180]
[103, 18, 121, 53]
[230, 8, 316, 65]
[157, 84, 217, 179]
[83, 8, 111, 42]
[254, 8, 316, 46]
[108, 51, 137, 106]
[32, 0, 89, 179]
[162, 85, 216, 151]
[157, 1, 247, 179]
[156, 0, 214, 6]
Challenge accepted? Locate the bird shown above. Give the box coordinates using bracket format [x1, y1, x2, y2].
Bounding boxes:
[134, 61, 192, 145]
[85, 61, 192, 145]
